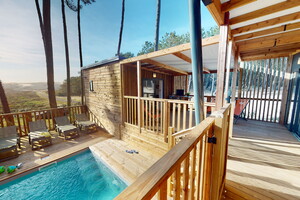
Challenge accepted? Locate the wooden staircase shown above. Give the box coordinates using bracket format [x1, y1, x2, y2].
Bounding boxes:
[121, 124, 169, 157]
[89, 138, 161, 184]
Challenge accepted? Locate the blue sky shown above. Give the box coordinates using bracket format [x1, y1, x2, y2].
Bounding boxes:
[0, 0, 216, 83]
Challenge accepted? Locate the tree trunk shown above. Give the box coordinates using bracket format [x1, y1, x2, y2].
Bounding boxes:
[61, 0, 71, 107]
[154, 0, 161, 51]
[35, 0, 57, 108]
[43, 0, 57, 108]
[117, 0, 125, 56]
[77, 0, 85, 105]
[0, 81, 10, 113]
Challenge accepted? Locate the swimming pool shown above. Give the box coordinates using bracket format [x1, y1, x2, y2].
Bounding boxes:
[0, 150, 127, 200]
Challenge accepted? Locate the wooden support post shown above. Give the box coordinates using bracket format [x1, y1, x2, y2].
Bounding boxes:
[238, 64, 244, 99]
[279, 55, 293, 124]
[185, 75, 189, 94]
[224, 40, 232, 103]
[229, 48, 239, 138]
[216, 13, 229, 110]
[137, 61, 142, 132]
[120, 64, 125, 125]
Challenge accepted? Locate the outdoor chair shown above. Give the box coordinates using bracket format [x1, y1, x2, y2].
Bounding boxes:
[0, 126, 20, 161]
[234, 99, 249, 124]
[75, 113, 97, 133]
[28, 120, 52, 150]
[54, 116, 79, 140]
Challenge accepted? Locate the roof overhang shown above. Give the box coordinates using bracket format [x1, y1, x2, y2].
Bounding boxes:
[121, 35, 223, 75]
[204, 0, 300, 61]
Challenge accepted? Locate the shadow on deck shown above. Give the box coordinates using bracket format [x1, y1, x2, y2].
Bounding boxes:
[224, 120, 300, 199]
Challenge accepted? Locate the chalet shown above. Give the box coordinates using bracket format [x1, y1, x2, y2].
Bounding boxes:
[0, 0, 299, 199]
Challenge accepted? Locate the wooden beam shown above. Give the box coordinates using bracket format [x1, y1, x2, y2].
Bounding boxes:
[144, 59, 188, 75]
[141, 66, 173, 76]
[241, 52, 291, 61]
[232, 11, 300, 35]
[240, 42, 300, 56]
[279, 55, 293, 124]
[206, 0, 224, 25]
[230, 0, 300, 25]
[234, 21, 300, 42]
[221, 0, 256, 12]
[172, 52, 191, 63]
[237, 29, 300, 53]
[172, 52, 210, 73]
[216, 20, 229, 110]
[120, 35, 220, 64]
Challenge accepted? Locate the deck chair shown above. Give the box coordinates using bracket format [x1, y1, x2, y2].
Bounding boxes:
[0, 126, 20, 161]
[75, 114, 97, 133]
[54, 116, 79, 140]
[234, 99, 249, 124]
[28, 120, 52, 150]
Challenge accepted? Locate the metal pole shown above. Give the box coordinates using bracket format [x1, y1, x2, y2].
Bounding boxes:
[188, 0, 205, 124]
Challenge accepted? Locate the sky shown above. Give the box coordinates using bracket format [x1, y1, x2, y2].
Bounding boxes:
[0, 0, 216, 83]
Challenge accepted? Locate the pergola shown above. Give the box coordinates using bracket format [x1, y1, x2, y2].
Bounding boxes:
[202, 0, 300, 113]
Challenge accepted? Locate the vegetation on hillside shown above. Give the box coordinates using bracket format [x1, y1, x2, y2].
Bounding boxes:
[57, 76, 82, 96]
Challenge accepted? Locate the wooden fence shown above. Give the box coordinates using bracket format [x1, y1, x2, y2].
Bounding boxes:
[0, 105, 87, 136]
[115, 104, 231, 200]
[123, 96, 216, 141]
[240, 57, 288, 122]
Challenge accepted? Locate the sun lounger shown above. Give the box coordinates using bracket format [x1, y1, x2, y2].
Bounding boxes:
[75, 113, 97, 133]
[54, 116, 79, 140]
[28, 120, 52, 150]
[0, 126, 20, 161]
[234, 99, 249, 124]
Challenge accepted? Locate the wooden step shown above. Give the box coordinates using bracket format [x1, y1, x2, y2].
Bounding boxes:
[90, 138, 161, 184]
[122, 132, 167, 157]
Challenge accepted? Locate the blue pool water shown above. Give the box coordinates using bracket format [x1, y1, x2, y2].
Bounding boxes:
[0, 151, 127, 200]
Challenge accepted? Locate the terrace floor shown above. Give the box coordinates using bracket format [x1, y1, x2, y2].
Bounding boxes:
[0, 129, 112, 184]
[225, 120, 300, 199]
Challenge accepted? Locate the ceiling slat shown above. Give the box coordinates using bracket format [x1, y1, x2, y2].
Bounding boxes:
[229, 0, 300, 25]
[221, 0, 256, 12]
[231, 11, 300, 35]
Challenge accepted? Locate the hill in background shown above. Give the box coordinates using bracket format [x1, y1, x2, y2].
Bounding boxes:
[3, 82, 61, 91]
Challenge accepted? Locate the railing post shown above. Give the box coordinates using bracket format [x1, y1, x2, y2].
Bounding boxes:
[210, 105, 231, 200]
[163, 100, 169, 142]
[168, 126, 175, 150]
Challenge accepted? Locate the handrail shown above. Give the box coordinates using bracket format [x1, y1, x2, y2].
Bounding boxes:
[116, 104, 231, 200]
[115, 118, 215, 200]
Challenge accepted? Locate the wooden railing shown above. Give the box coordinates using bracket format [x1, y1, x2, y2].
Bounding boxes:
[115, 104, 231, 200]
[0, 105, 87, 136]
[123, 96, 216, 141]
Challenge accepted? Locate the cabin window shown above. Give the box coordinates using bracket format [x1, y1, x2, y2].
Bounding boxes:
[89, 81, 94, 91]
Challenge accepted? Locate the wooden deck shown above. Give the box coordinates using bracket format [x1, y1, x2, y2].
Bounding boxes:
[90, 138, 161, 184]
[225, 120, 300, 199]
[0, 129, 112, 183]
[233, 119, 298, 143]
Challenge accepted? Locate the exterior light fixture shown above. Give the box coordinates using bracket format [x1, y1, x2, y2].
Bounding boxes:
[298, 57, 300, 65]
[153, 73, 157, 78]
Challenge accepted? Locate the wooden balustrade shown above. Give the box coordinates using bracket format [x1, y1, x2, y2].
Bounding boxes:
[0, 105, 87, 136]
[115, 104, 231, 200]
[123, 96, 216, 142]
